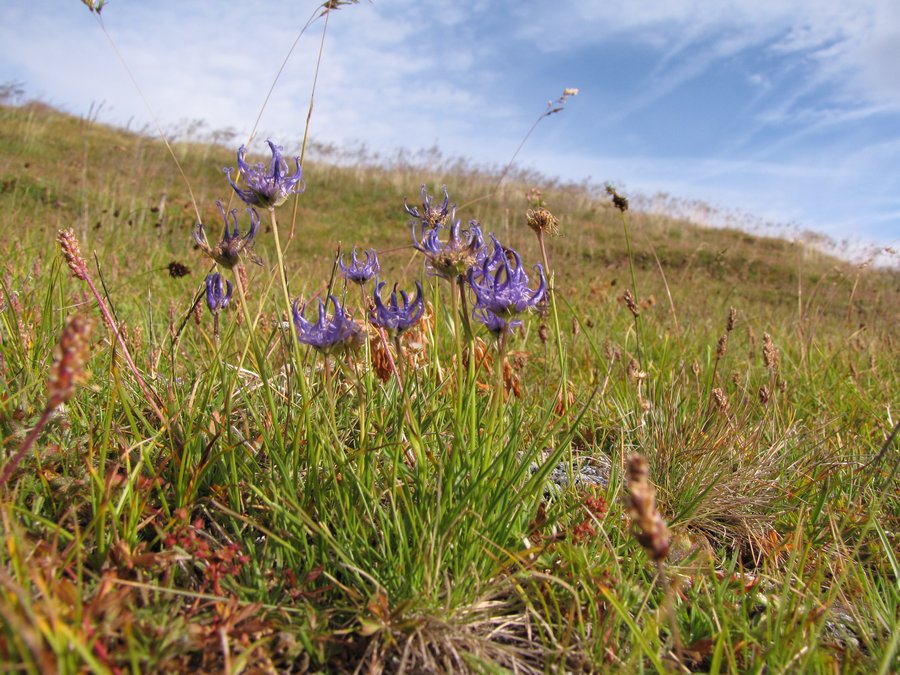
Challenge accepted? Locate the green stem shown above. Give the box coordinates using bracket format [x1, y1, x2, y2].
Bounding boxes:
[537, 230, 568, 414]
[619, 210, 643, 368]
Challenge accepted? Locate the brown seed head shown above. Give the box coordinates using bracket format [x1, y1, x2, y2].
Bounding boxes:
[621, 289, 640, 317]
[167, 261, 190, 278]
[716, 334, 728, 358]
[625, 454, 671, 561]
[605, 340, 621, 363]
[47, 314, 93, 409]
[762, 332, 779, 371]
[726, 306, 737, 332]
[627, 358, 648, 381]
[605, 184, 629, 212]
[758, 385, 770, 406]
[712, 387, 728, 413]
[526, 207, 560, 237]
[538, 323, 549, 345]
[57, 229, 88, 280]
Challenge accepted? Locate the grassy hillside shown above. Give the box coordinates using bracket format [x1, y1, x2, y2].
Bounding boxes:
[0, 101, 897, 673]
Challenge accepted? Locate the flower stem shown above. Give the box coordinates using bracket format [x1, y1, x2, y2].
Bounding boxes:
[0, 406, 54, 490]
[619, 210, 643, 368]
[537, 230, 568, 414]
[269, 208, 309, 397]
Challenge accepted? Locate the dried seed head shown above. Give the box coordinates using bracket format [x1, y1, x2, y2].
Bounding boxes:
[554, 380, 575, 416]
[716, 334, 728, 358]
[625, 454, 671, 561]
[726, 307, 737, 332]
[621, 289, 640, 317]
[46, 314, 93, 409]
[605, 340, 621, 363]
[691, 360, 700, 377]
[370, 332, 393, 383]
[57, 229, 88, 280]
[193, 297, 203, 325]
[167, 261, 190, 278]
[538, 323, 549, 345]
[605, 184, 629, 212]
[712, 387, 728, 413]
[130, 324, 143, 353]
[627, 358, 647, 381]
[571, 316, 580, 337]
[762, 333, 779, 371]
[503, 358, 522, 399]
[731, 371, 742, 387]
[236, 265, 249, 297]
[526, 207, 560, 237]
[758, 385, 770, 406]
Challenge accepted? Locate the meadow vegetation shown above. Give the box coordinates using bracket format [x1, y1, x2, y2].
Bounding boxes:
[0, 84, 898, 674]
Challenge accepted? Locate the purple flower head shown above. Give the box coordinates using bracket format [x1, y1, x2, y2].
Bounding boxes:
[474, 308, 522, 338]
[339, 247, 380, 285]
[225, 139, 304, 208]
[193, 201, 261, 268]
[404, 185, 453, 229]
[468, 240, 546, 318]
[369, 281, 425, 336]
[292, 295, 364, 354]
[412, 218, 487, 279]
[205, 272, 233, 314]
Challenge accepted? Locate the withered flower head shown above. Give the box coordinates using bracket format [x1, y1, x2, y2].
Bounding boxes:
[193, 201, 261, 269]
[526, 206, 560, 237]
[404, 184, 453, 229]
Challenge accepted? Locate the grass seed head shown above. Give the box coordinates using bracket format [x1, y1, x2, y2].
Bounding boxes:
[625, 454, 671, 562]
[47, 314, 93, 409]
[605, 184, 629, 212]
[621, 288, 640, 317]
[57, 229, 88, 280]
[712, 387, 728, 413]
[762, 332, 779, 371]
[717, 333, 728, 358]
[167, 260, 190, 278]
[727, 306, 738, 332]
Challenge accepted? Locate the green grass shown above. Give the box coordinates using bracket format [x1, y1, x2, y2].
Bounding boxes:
[0, 101, 898, 673]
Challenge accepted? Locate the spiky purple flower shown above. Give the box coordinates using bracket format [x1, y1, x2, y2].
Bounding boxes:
[205, 272, 233, 314]
[193, 201, 261, 268]
[225, 139, 304, 208]
[468, 240, 546, 318]
[292, 295, 363, 354]
[412, 218, 486, 279]
[369, 281, 425, 336]
[404, 185, 452, 228]
[339, 247, 380, 285]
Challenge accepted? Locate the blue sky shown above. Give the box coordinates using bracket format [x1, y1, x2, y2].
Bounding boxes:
[2, 0, 899, 262]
